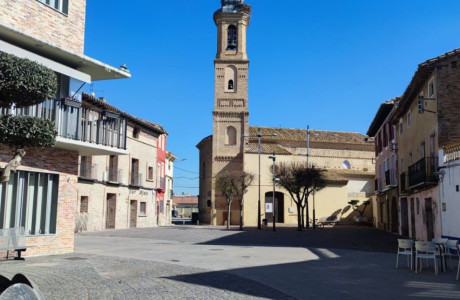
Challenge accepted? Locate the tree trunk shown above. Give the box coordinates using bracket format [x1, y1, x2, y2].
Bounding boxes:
[227, 201, 231, 230]
[305, 195, 310, 228]
[239, 197, 243, 231]
[301, 205, 305, 228]
[0, 149, 26, 183]
[296, 204, 302, 231]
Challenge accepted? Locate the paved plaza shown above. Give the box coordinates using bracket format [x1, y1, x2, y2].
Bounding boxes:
[1, 225, 459, 299]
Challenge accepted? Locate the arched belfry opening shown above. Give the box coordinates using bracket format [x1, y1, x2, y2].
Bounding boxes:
[225, 66, 237, 92]
[227, 25, 237, 50]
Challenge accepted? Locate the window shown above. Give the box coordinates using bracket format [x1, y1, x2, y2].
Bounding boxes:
[407, 110, 411, 126]
[80, 196, 88, 213]
[399, 119, 403, 135]
[0, 170, 59, 235]
[428, 78, 434, 97]
[140, 202, 146, 216]
[227, 25, 237, 50]
[148, 166, 154, 181]
[38, 0, 69, 15]
[133, 127, 140, 139]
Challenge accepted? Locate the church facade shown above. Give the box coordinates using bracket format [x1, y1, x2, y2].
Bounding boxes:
[197, 0, 375, 227]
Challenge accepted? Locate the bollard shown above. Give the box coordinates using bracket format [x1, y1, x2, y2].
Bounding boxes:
[182, 220, 185, 225]
[197, 220, 199, 226]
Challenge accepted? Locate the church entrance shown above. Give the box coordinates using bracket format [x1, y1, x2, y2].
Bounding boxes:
[264, 192, 285, 224]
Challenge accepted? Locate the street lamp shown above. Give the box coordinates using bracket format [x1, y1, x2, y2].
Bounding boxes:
[243, 128, 277, 229]
[268, 152, 277, 232]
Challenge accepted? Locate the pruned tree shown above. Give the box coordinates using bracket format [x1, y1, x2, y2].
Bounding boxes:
[233, 172, 254, 231]
[275, 162, 327, 231]
[215, 171, 254, 230]
[0, 53, 57, 182]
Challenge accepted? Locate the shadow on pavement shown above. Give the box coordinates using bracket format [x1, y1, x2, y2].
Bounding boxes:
[197, 225, 400, 253]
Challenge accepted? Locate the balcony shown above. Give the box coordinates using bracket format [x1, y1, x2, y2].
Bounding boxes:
[408, 157, 438, 189]
[0, 98, 128, 155]
[107, 168, 123, 183]
[79, 162, 98, 180]
[400, 172, 409, 194]
[130, 173, 143, 187]
[156, 177, 165, 192]
[384, 169, 397, 187]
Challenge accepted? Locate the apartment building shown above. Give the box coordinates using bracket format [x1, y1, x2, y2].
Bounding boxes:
[393, 48, 460, 240]
[367, 98, 400, 233]
[156, 134, 168, 225]
[164, 152, 176, 225]
[0, 0, 130, 255]
[77, 93, 166, 231]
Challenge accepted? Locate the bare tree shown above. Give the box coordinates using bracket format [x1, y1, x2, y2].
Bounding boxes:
[215, 171, 254, 230]
[276, 162, 327, 231]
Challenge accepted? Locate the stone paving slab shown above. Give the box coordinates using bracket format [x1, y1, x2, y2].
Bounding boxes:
[0, 254, 295, 299]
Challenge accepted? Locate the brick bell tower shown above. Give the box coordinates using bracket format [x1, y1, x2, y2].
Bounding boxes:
[210, 0, 251, 225]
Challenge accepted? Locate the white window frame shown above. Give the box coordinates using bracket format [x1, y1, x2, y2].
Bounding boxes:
[37, 0, 69, 15]
[428, 78, 435, 98]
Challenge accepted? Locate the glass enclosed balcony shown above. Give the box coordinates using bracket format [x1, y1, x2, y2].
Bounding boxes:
[0, 98, 128, 155]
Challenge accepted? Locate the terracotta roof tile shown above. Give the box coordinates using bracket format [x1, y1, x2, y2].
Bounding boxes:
[82, 92, 166, 135]
[248, 126, 371, 145]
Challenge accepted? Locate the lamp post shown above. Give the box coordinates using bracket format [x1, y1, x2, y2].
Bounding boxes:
[268, 152, 277, 232]
[243, 128, 277, 229]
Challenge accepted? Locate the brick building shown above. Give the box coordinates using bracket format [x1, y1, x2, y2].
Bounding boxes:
[197, 1, 375, 227]
[77, 93, 166, 231]
[367, 98, 400, 233]
[0, 0, 129, 255]
[393, 48, 460, 240]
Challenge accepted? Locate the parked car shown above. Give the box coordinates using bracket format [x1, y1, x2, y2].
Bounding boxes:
[172, 210, 179, 218]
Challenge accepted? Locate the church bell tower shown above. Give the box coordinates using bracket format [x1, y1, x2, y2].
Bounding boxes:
[209, 0, 251, 225]
[212, 0, 251, 162]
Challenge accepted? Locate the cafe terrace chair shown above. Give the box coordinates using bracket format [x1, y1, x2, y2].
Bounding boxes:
[445, 240, 459, 269]
[457, 244, 460, 280]
[415, 241, 438, 275]
[396, 239, 414, 269]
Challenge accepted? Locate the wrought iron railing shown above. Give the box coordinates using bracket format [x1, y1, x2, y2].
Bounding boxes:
[408, 157, 438, 188]
[107, 168, 123, 183]
[130, 173, 143, 186]
[80, 162, 97, 180]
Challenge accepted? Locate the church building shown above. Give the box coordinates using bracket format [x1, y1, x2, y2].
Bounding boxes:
[197, 0, 375, 227]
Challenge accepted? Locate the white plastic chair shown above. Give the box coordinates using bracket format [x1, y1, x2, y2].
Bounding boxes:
[396, 239, 414, 269]
[457, 244, 460, 280]
[415, 241, 438, 275]
[445, 240, 459, 269]
[432, 238, 448, 271]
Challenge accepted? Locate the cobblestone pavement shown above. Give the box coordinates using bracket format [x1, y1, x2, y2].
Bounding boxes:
[0, 253, 295, 299]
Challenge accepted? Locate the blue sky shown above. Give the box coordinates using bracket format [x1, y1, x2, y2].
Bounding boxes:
[83, 0, 460, 195]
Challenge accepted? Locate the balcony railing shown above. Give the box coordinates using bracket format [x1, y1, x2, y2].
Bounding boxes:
[400, 172, 409, 194]
[0, 98, 127, 150]
[156, 177, 165, 191]
[80, 162, 97, 180]
[107, 168, 123, 183]
[384, 169, 397, 187]
[130, 173, 143, 186]
[408, 157, 438, 188]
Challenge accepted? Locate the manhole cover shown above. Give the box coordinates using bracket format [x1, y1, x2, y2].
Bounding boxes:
[241, 256, 250, 258]
[209, 249, 224, 251]
[65, 257, 87, 261]
[170, 260, 180, 262]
